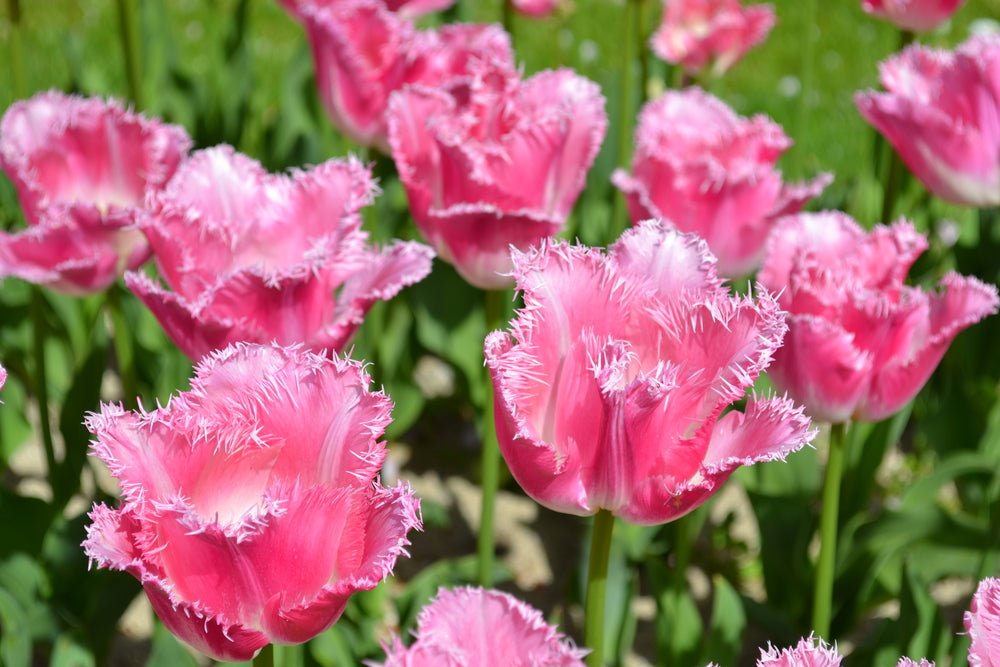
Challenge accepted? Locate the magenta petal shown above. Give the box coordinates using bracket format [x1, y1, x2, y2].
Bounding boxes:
[861, 0, 965, 32]
[967, 577, 1000, 667]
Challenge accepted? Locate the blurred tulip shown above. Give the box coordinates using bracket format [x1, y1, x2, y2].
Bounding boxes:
[83, 342, 421, 661]
[484, 220, 815, 524]
[127, 146, 433, 361]
[756, 635, 842, 666]
[650, 0, 775, 75]
[0, 91, 190, 293]
[376, 587, 586, 666]
[966, 577, 1000, 667]
[280, 0, 455, 20]
[293, 0, 512, 150]
[856, 35, 1000, 208]
[388, 62, 607, 289]
[896, 660, 934, 667]
[759, 212, 999, 423]
[861, 0, 964, 31]
[512, 0, 559, 17]
[612, 88, 831, 278]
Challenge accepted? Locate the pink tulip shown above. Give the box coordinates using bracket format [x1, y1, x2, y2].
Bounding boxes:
[856, 35, 1000, 208]
[650, 0, 776, 75]
[83, 342, 421, 661]
[295, 0, 512, 150]
[280, 0, 455, 20]
[756, 635, 842, 666]
[612, 88, 831, 278]
[967, 577, 1000, 667]
[759, 212, 999, 423]
[896, 660, 934, 667]
[388, 62, 607, 289]
[376, 587, 586, 666]
[512, 0, 559, 18]
[484, 220, 815, 524]
[0, 91, 190, 294]
[861, 0, 964, 32]
[126, 146, 433, 361]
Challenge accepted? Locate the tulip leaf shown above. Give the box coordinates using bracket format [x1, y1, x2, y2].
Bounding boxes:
[701, 575, 746, 667]
[145, 622, 200, 667]
[50, 635, 95, 667]
[54, 343, 106, 508]
[0, 588, 30, 667]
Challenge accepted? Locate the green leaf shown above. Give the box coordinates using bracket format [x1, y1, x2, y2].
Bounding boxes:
[50, 635, 95, 667]
[54, 344, 107, 508]
[0, 588, 30, 667]
[146, 622, 200, 667]
[701, 575, 746, 667]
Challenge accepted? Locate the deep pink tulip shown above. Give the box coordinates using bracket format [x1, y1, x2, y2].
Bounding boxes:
[388, 62, 607, 289]
[759, 212, 999, 423]
[376, 587, 586, 666]
[861, 0, 964, 31]
[967, 577, 1000, 667]
[650, 0, 775, 75]
[612, 88, 831, 278]
[511, 0, 559, 18]
[126, 146, 433, 361]
[756, 636, 842, 666]
[484, 220, 815, 524]
[280, 0, 455, 20]
[0, 91, 190, 294]
[856, 35, 1000, 208]
[295, 0, 512, 150]
[83, 343, 421, 661]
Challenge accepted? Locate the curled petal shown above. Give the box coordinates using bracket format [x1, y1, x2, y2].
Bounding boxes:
[757, 635, 843, 667]
[967, 577, 1000, 667]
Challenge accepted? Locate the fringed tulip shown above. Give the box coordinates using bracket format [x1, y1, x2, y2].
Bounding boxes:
[484, 220, 815, 525]
[861, 0, 964, 32]
[294, 0, 512, 150]
[0, 91, 190, 293]
[126, 146, 433, 361]
[856, 35, 1000, 208]
[896, 660, 934, 667]
[83, 342, 421, 662]
[280, 0, 455, 20]
[512, 0, 560, 18]
[757, 636, 842, 666]
[650, 0, 776, 75]
[759, 212, 999, 423]
[389, 62, 607, 289]
[967, 577, 1000, 667]
[376, 587, 587, 666]
[612, 88, 831, 278]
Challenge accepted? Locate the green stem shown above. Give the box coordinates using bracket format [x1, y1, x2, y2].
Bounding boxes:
[30, 288, 57, 483]
[812, 421, 848, 639]
[115, 0, 143, 108]
[610, 0, 637, 241]
[792, 0, 817, 174]
[585, 509, 616, 667]
[502, 0, 513, 41]
[7, 0, 25, 99]
[877, 30, 915, 222]
[254, 644, 275, 667]
[105, 284, 138, 409]
[478, 288, 506, 586]
[635, 0, 649, 106]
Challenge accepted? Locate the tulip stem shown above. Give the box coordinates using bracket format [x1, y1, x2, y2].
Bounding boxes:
[30, 288, 57, 485]
[611, 0, 638, 240]
[115, 0, 143, 109]
[502, 0, 514, 40]
[880, 146, 906, 223]
[478, 288, 506, 587]
[255, 644, 274, 667]
[793, 0, 817, 175]
[636, 0, 649, 105]
[7, 0, 25, 99]
[106, 284, 138, 409]
[585, 509, 615, 667]
[812, 421, 848, 639]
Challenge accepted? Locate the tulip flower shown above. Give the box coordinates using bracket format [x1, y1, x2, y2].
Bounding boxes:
[650, 0, 776, 76]
[759, 212, 999, 424]
[861, 0, 964, 32]
[388, 61, 607, 289]
[856, 35, 1000, 208]
[292, 0, 513, 150]
[966, 577, 1000, 667]
[756, 636, 842, 666]
[376, 587, 586, 666]
[612, 88, 831, 278]
[280, 0, 455, 20]
[485, 219, 814, 525]
[512, 0, 559, 18]
[126, 146, 433, 361]
[0, 91, 190, 293]
[83, 342, 421, 661]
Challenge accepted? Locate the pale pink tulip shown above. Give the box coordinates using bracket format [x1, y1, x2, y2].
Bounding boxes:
[484, 220, 815, 524]
[388, 62, 607, 289]
[856, 35, 1000, 208]
[295, 0, 512, 150]
[896, 660, 934, 667]
[651, 0, 775, 75]
[967, 577, 1000, 667]
[376, 587, 586, 666]
[612, 88, 831, 278]
[759, 212, 999, 423]
[280, 0, 455, 20]
[83, 342, 421, 661]
[861, 0, 964, 31]
[126, 146, 433, 361]
[757, 636, 842, 666]
[512, 0, 559, 18]
[0, 92, 190, 293]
